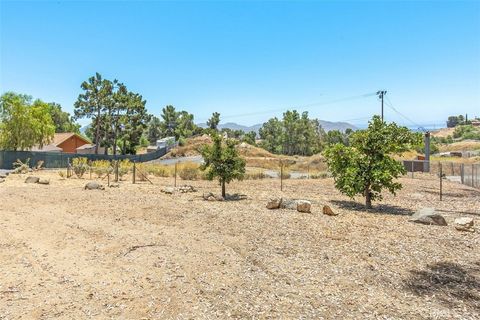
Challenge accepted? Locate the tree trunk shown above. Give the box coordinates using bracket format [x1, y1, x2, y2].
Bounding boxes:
[365, 190, 372, 209]
[94, 109, 100, 154]
[221, 180, 226, 198]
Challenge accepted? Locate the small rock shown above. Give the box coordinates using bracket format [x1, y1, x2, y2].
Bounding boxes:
[214, 194, 224, 201]
[454, 217, 474, 232]
[0, 174, 7, 179]
[297, 200, 311, 213]
[203, 192, 214, 200]
[207, 195, 216, 201]
[38, 179, 50, 185]
[0, 178, 4, 183]
[25, 176, 40, 184]
[266, 198, 282, 209]
[162, 187, 175, 194]
[109, 183, 120, 188]
[409, 208, 447, 226]
[323, 205, 337, 216]
[84, 181, 105, 190]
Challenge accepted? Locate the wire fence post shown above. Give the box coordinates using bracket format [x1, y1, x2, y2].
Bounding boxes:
[280, 161, 283, 191]
[133, 162, 136, 184]
[411, 161, 414, 179]
[307, 164, 310, 179]
[461, 163, 464, 184]
[115, 161, 119, 182]
[472, 164, 475, 187]
[107, 170, 110, 187]
[174, 162, 177, 187]
[439, 162, 443, 201]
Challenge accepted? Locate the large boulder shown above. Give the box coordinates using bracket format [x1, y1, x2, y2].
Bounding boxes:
[266, 198, 282, 209]
[323, 205, 337, 216]
[84, 181, 105, 190]
[454, 217, 474, 232]
[409, 208, 447, 226]
[25, 176, 40, 184]
[297, 200, 311, 213]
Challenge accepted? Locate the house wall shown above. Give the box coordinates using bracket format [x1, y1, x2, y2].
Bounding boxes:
[58, 136, 89, 153]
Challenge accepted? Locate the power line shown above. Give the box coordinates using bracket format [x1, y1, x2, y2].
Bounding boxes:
[215, 92, 377, 121]
[384, 96, 427, 132]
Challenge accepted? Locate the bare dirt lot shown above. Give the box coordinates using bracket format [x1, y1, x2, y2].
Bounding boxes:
[1, 172, 479, 319]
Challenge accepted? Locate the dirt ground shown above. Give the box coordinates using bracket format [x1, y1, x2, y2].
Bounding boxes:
[0, 171, 479, 319]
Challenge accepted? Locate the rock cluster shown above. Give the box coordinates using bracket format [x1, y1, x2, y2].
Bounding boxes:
[266, 198, 312, 213]
[161, 185, 197, 195]
[202, 192, 247, 201]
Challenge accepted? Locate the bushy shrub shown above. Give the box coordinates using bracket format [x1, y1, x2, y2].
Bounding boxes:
[72, 157, 89, 178]
[91, 160, 112, 177]
[178, 162, 202, 180]
[118, 159, 131, 179]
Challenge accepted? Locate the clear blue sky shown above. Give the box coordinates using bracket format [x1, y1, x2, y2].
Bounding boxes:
[1, 0, 479, 128]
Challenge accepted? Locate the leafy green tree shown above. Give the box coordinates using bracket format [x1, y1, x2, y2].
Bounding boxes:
[207, 112, 220, 131]
[74, 73, 113, 154]
[147, 116, 162, 144]
[324, 116, 421, 208]
[118, 91, 149, 154]
[0, 92, 55, 151]
[200, 133, 246, 198]
[259, 110, 324, 155]
[259, 117, 283, 153]
[242, 131, 257, 145]
[47, 103, 80, 133]
[176, 111, 196, 139]
[160, 105, 178, 137]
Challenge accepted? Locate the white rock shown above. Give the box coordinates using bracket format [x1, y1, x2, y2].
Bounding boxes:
[454, 217, 474, 232]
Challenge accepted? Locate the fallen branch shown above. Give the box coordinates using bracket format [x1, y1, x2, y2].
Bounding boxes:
[122, 243, 160, 256]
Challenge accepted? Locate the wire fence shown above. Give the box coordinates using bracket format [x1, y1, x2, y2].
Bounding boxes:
[403, 160, 480, 189]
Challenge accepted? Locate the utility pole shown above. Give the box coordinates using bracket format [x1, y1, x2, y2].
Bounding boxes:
[377, 90, 387, 121]
[424, 131, 431, 173]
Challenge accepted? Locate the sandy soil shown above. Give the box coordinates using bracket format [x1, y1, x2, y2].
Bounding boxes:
[0, 172, 479, 319]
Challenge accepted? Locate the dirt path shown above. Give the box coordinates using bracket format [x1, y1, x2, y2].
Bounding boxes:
[1, 172, 479, 319]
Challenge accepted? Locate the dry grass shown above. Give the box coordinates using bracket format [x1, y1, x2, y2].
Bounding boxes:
[0, 171, 478, 318]
[438, 140, 480, 152]
[431, 127, 456, 138]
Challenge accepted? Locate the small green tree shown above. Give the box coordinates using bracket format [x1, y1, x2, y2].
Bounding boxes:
[207, 112, 220, 131]
[324, 116, 421, 208]
[200, 133, 246, 198]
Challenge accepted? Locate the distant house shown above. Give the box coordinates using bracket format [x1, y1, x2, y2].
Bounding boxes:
[32, 133, 92, 153]
[471, 120, 480, 127]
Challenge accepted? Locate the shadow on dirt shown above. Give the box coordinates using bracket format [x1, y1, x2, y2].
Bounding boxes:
[403, 261, 480, 311]
[329, 200, 414, 216]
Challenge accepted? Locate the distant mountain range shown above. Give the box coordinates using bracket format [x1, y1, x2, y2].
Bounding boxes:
[198, 120, 357, 133]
